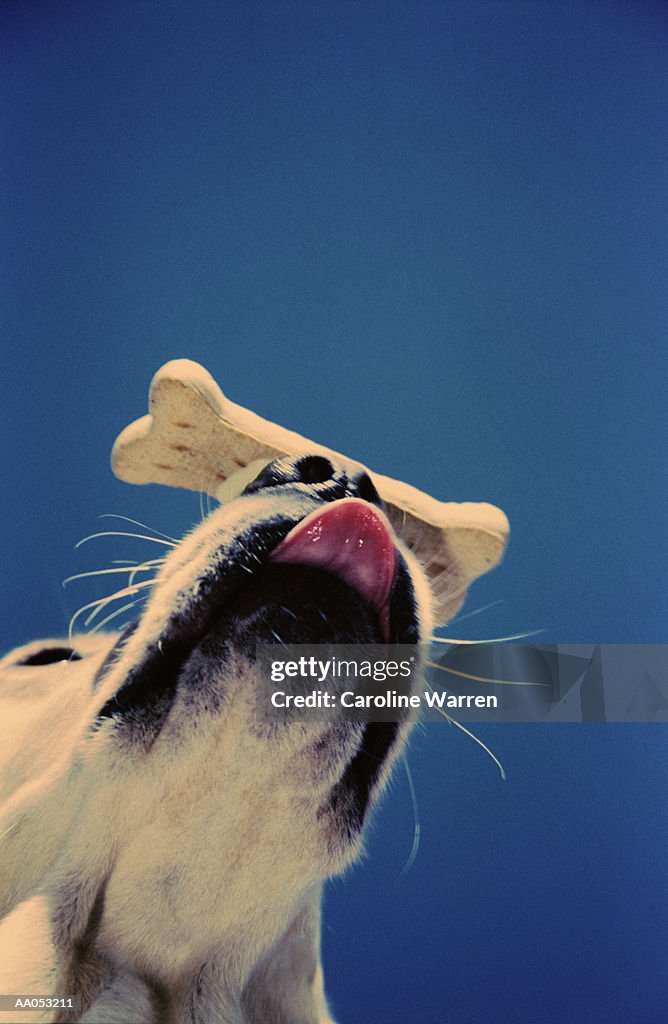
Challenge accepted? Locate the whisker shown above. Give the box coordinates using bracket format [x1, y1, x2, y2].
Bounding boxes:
[62, 560, 164, 586]
[403, 522, 430, 561]
[98, 514, 178, 543]
[75, 531, 176, 549]
[68, 598, 107, 642]
[430, 631, 541, 646]
[83, 580, 155, 628]
[236, 540, 263, 566]
[271, 629, 291, 651]
[427, 547, 495, 613]
[128, 559, 165, 586]
[399, 757, 421, 877]
[427, 540, 506, 605]
[68, 580, 155, 642]
[427, 661, 548, 687]
[418, 549, 442, 573]
[449, 600, 503, 625]
[90, 601, 141, 634]
[425, 681, 506, 780]
[429, 568, 471, 608]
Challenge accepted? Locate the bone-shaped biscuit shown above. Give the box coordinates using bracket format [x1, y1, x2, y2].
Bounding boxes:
[111, 360, 509, 623]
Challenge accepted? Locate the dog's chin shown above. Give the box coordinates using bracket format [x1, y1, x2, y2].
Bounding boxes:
[94, 511, 421, 736]
[176, 561, 417, 851]
[206, 563, 387, 650]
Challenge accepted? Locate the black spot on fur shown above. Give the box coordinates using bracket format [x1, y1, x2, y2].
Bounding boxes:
[92, 620, 139, 691]
[91, 517, 298, 740]
[18, 646, 82, 666]
[388, 559, 420, 644]
[327, 721, 400, 838]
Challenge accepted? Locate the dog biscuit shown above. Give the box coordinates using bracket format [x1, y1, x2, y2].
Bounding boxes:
[111, 359, 509, 622]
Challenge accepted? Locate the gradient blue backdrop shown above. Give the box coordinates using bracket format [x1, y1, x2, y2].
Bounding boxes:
[2, 3, 666, 1022]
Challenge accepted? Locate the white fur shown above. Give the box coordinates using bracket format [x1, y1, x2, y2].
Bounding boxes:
[0, 493, 433, 1023]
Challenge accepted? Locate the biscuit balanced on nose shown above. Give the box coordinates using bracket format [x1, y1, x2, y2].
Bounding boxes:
[111, 359, 509, 624]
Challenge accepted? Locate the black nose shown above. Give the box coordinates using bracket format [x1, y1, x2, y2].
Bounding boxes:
[243, 453, 383, 507]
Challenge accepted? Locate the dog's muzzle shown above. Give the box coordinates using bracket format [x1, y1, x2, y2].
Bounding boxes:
[92, 454, 423, 737]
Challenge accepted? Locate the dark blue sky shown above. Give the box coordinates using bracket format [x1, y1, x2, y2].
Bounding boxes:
[2, 3, 667, 1022]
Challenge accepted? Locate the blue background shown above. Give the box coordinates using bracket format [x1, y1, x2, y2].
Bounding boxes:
[2, 2, 666, 1021]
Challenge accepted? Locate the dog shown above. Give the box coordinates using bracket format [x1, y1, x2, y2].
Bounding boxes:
[0, 453, 434, 1023]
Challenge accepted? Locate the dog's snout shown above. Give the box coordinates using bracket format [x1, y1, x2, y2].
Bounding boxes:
[349, 468, 382, 505]
[243, 455, 334, 493]
[295, 455, 335, 484]
[243, 454, 383, 507]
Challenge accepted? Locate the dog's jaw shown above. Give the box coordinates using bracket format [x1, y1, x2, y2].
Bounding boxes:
[0, 461, 434, 1023]
[69, 481, 430, 979]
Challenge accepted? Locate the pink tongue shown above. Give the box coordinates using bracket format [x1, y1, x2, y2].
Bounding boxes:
[269, 498, 396, 641]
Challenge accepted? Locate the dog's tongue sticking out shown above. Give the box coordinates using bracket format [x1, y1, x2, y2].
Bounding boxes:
[270, 498, 396, 641]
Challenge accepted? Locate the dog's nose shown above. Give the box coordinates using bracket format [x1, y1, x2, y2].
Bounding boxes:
[243, 454, 383, 507]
